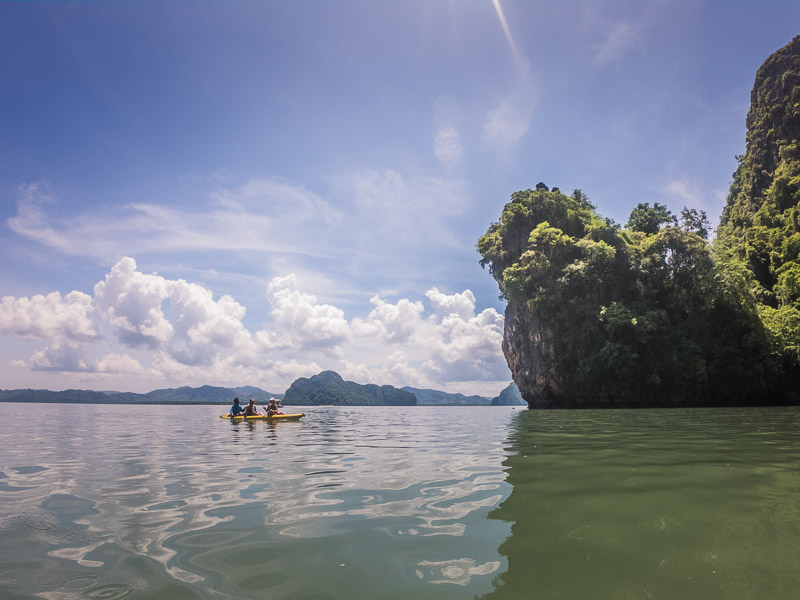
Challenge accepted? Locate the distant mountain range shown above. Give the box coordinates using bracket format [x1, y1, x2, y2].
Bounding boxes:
[402, 386, 491, 405]
[0, 373, 525, 407]
[0, 385, 283, 405]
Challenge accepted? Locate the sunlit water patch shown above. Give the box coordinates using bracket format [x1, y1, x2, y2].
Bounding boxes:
[0, 404, 515, 599]
[2, 403, 800, 599]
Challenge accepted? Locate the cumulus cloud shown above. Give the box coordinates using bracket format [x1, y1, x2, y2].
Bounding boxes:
[93, 257, 174, 349]
[421, 303, 507, 382]
[0, 291, 97, 341]
[266, 274, 350, 355]
[351, 296, 425, 343]
[27, 347, 146, 375]
[28, 342, 91, 372]
[1, 258, 508, 393]
[426, 287, 477, 321]
[95, 353, 145, 375]
[93, 257, 253, 366]
[351, 287, 507, 385]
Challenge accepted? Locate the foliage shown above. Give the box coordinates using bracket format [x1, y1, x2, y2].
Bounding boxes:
[478, 186, 780, 404]
[283, 371, 417, 406]
[626, 202, 676, 235]
[715, 35, 800, 378]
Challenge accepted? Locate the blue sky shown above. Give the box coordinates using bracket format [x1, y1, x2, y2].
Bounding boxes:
[1, 1, 798, 395]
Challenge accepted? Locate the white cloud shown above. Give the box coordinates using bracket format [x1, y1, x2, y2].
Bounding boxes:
[352, 295, 425, 343]
[266, 274, 350, 355]
[28, 342, 90, 372]
[93, 257, 174, 349]
[421, 306, 507, 382]
[1, 259, 508, 394]
[8, 178, 340, 261]
[426, 287, 476, 321]
[95, 353, 145, 375]
[0, 290, 97, 342]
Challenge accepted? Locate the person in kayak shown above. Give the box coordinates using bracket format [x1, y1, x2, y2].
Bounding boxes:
[266, 398, 284, 416]
[243, 398, 262, 416]
[229, 397, 244, 417]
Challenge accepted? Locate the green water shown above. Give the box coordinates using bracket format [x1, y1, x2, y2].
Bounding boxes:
[0, 403, 798, 599]
[485, 408, 800, 600]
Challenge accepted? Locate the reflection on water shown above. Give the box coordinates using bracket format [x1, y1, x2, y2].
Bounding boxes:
[4, 403, 798, 599]
[482, 407, 800, 600]
[0, 404, 515, 599]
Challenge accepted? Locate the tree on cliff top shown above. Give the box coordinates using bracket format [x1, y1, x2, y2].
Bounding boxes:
[478, 187, 777, 407]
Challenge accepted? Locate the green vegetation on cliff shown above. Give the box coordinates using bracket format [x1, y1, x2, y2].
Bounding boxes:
[716, 35, 800, 382]
[283, 371, 416, 406]
[479, 36, 800, 408]
[478, 186, 779, 407]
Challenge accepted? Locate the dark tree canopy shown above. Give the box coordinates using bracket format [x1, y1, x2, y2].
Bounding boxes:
[716, 35, 800, 383]
[479, 187, 782, 407]
[626, 202, 676, 235]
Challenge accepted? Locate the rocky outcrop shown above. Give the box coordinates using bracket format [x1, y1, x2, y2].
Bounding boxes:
[478, 38, 800, 409]
[501, 303, 565, 408]
[490, 381, 526, 406]
[283, 370, 416, 406]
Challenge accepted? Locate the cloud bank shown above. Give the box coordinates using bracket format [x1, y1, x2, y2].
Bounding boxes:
[0, 257, 508, 395]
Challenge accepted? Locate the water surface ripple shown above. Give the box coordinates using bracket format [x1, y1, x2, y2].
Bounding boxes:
[2, 404, 799, 599]
[0, 404, 514, 599]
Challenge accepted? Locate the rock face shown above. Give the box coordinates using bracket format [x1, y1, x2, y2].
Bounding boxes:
[735, 35, 800, 205]
[478, 38, 800, 409]
[715, 36, 800, 391]
[501, 304, 564, 408]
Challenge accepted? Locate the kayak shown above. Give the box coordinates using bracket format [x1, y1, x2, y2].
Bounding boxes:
[221, 413, 304, 422]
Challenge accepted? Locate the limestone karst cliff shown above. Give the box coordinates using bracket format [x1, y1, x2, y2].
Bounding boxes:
[478, 37, 800, 408]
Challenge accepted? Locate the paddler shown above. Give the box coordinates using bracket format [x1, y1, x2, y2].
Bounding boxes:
[266, 397, 284, 416]
[229, 397, 244, 417]
[242, 397, 262, 417]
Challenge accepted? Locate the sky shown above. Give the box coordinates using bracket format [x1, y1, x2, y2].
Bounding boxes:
[1, 1, 798, 397]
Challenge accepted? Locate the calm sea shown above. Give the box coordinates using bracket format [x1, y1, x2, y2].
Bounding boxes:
[1, 403, 798, 599]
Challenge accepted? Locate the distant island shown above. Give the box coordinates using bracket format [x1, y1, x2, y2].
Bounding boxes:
[0, 372, 519, 407]
[283, 371, 416, 406]
[478, 36, 800, 408]
[490, 382, 526, 406]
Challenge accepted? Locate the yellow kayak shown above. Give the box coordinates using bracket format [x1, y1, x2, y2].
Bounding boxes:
[221, 413, 304, 422]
